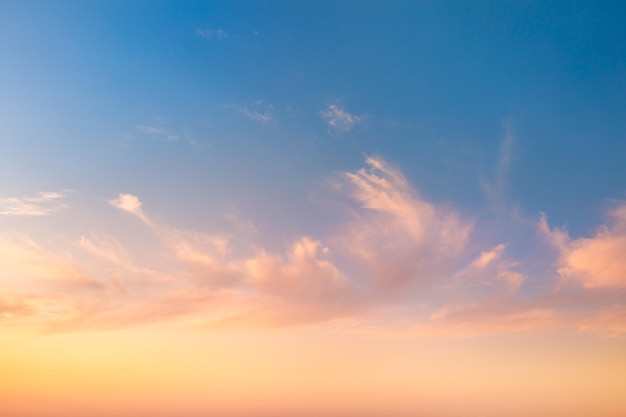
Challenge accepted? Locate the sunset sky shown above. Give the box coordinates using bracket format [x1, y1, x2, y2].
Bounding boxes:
[1, 2, 626, 416]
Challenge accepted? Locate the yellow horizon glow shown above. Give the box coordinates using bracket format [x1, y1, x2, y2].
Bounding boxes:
[2, 324, 625, 417]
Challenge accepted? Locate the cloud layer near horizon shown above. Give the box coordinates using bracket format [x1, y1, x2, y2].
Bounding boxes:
[1, 157, 625, 337]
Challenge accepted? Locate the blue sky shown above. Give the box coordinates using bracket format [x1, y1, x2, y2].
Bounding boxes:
[2, 1, 625, 238]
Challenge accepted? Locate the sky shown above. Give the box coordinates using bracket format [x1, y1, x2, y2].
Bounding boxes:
[1, 1, 626, 416]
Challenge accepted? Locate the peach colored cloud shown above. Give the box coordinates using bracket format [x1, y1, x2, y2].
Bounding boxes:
[452, 243, 525, 297]
[579, 305, 626, 338]
[0, 190, 70, 216]
[0, 234, 102, 292]
[332, 156, 472, 294]
[108, 193, 147, 222]
[245, 237, 346, 302]
[540, 205, 626, 288]
[2, 159, 626, 338]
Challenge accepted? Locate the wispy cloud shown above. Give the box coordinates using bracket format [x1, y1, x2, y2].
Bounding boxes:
[2, 159, 626, 337]
[108, 193, 150, 224]
[468, 243, 506, 269]
[245, 237, 346, 303]
[109, 193, 143, 216]
[137, 125, 179, 141]
[331, 156, 472, 293]
[481, 122, 514, 209]
[540, 204, 626, 288]
[196, 28, 228, 41]
[318, 104, 363, 133]
[227, 100, 275, 125]
[0, 233, 103, 292]
[0, 190, 70, 216]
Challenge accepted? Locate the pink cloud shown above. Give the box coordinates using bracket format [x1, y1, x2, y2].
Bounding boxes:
[245, 237, 346, 302]
[2, 160, 626, 338]
[469, 244, 506, 269]
[0, 234, 103, 292]
[108, 193, 147, 222]
[332, 156, 472, 292]
[541, 204, 626, 288]
[579, 305, 626, 338]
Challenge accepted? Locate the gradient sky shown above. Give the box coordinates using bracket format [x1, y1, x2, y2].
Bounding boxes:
[1, 2, 626, 416]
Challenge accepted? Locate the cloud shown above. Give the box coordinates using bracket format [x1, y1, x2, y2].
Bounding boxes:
[469, 244, 506, 269]
[318, 104, 363, 133]
[108, 193, 147, 221]
[540, 204, 626, 288]
[156, 227, 241, 289]
[79, 233, 133, 267]
[332, 156, 472, 292]
[196, 28, 228, 41]
[0, 234, 104, 327]
[0, 292, 39, 320]
[3, 158, 626, 338]
[137, 125, 179, 141]
[458, 244, 524, 292]
[0, 190, 70, 216]
[480, 122, 514, 209]
[245, 237, 346, 303]
[579, 305, 626, 338]
[418, 304, 558, 338]
[107, 193, 241, 287]
[77, 233, 157, 283]
[0, 234, 103, 291]
[133, 124, 200, 146]
[228, 100, 275, 125]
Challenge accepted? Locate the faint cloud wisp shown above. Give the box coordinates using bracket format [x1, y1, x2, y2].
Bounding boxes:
[318, 104, 363, 133]
[196, 29, 228, 41]
[0, 190, 71, 216]
[227, 100, 275, 126]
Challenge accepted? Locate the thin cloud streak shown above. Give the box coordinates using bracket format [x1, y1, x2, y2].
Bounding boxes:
[137, 125, 179, 141]
[227, 100, 275, 125]
[196, 28, 228, 41]
[481, 122, 514, 210]
[0, 190, 70, 216]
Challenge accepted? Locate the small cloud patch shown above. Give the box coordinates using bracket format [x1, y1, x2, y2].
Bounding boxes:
[318, 104, 363, 133]
[0, 190, 71, 216]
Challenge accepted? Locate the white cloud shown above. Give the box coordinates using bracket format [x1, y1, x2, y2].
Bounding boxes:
[228, 100, 275, 125]
[137, 125, 179, 141]
[318, 104, 362, 133]
[480, 122, 514, 209]
[0, 190, 70, 216]
[108, 193, 147, 222]
[197, 29, 228, 41]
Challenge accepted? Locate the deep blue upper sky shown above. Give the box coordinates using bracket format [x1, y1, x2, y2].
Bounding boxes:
[1, 1, 625, 237]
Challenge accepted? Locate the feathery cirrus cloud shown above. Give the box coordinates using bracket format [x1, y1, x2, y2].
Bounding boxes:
[1, 157, 626, 337]
[0, 190, 71, 216]
[226, 100, 275, 125]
